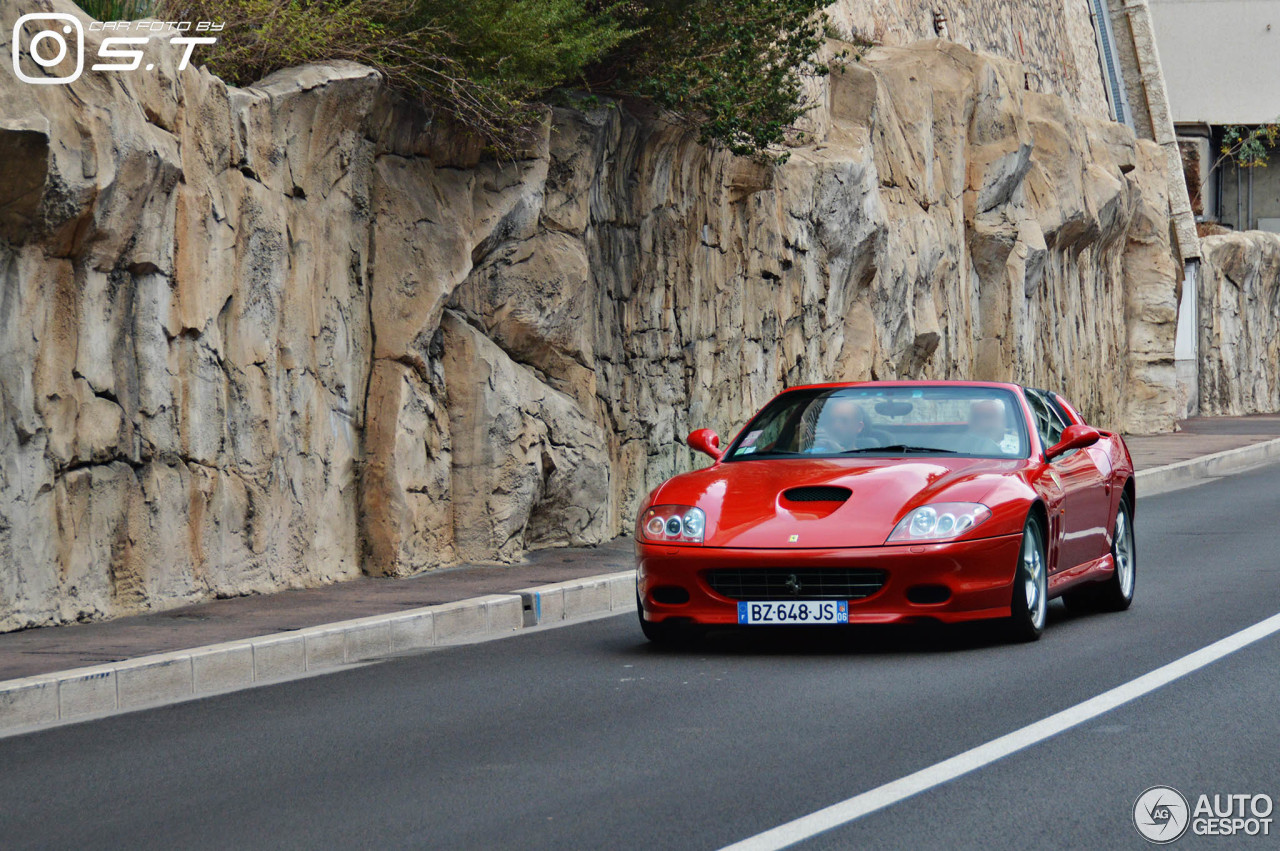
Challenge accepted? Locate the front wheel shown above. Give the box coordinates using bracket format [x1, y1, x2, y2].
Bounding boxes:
[1005, 513, 1048, 642]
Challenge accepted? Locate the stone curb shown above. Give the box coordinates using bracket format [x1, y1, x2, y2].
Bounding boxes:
[0, 574, 636, 736]
[1134, 436, 1280, 497]
[515, 572, 638, 628]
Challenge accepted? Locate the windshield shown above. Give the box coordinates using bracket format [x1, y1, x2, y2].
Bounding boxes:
[724, 385, 1030, 460]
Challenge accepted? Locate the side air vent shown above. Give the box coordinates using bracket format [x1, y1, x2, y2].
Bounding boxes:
[782, 486, 852, 503]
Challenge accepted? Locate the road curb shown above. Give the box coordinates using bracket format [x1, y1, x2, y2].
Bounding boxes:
[516, 572, 638, 627]
[1134, 435, 1280, 497]
[0, 574, 636, 736]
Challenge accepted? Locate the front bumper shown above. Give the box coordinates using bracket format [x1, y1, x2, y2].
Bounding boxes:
[636, 534, 1023, 626]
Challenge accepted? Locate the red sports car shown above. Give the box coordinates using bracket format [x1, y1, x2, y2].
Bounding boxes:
[635, 381, 1136, 643]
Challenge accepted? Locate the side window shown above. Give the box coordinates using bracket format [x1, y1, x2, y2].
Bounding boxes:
[1043, 399, 1068, 448]
[1024, 392, 1064, 451]
[1046, 394, 1078, 425]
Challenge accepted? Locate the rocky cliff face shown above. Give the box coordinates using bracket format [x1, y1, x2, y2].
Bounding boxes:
[0, 0, 1181, 629]
[827, 0, 1112, 120]
[1198, 233, 1280, 416]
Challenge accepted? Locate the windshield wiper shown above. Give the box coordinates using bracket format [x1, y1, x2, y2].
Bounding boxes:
[840, 444, 958, 455]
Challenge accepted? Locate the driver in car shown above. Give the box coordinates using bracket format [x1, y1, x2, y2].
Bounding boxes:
[958, 398, 1007, 454]
[811, 398, 876, 452]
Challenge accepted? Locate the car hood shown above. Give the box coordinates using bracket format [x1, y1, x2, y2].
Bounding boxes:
[651, 456, 1026, 548]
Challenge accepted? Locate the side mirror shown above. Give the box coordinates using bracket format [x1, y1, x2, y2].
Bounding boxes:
[687, 428, 723, 461]
[1045, 424, 1101, 461]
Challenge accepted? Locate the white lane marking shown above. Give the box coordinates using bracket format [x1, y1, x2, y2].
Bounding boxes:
[720, 611, 1280, 851]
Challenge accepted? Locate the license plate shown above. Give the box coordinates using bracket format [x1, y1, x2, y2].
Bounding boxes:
[737, 600, 849, 625]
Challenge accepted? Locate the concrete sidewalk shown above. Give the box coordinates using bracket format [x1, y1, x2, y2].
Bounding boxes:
[1123, 413, 1280, 469]
[0, 536, 634, 682]
[2, 412, 1279, 734]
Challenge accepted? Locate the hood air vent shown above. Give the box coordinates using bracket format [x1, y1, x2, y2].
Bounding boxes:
[781, 486, 851, 503]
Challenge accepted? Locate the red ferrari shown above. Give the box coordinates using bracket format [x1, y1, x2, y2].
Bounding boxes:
[635, 381, 1136, 643]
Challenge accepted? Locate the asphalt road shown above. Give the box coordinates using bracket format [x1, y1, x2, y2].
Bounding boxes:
[3, 464, 1280, 850]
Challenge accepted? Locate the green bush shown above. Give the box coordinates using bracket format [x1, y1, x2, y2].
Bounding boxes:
[152, 0, 834, 160]
[1219, 123, 1280, 168]
[159, 0, 543, 146]
[602, 0, 832, 160]
[421, 0, 634, 103]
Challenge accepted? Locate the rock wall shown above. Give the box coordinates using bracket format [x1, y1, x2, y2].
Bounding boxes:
[1, 34, 378, 627]
[1197, 233, 1280, 416]
[0, 0, 1181, 629]
[828, 0, 1112, 120]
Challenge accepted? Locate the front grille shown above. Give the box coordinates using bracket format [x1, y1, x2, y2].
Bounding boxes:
[705, 568, 886, 601]
[782, 486, 851, 503]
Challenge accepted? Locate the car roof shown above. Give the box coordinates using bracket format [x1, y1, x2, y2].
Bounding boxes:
[781, 379, 1027, 393]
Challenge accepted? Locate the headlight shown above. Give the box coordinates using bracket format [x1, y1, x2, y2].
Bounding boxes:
[639, 505, 706, 544]
[887, 502, 991, 542]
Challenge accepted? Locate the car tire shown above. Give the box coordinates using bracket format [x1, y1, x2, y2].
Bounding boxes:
[1005, 513, 1048, 642]
[637, 592, 703, 647]
[1064, 494, 1136, 614]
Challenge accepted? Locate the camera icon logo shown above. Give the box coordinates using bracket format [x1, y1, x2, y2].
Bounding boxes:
[12, 13, 84, 85]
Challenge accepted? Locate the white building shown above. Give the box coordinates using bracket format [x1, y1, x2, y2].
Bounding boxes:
[1151, 0, 1280, 232]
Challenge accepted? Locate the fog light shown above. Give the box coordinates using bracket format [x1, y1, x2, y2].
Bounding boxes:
[906, 585, 952, 605]
[651, 586, 691, 605]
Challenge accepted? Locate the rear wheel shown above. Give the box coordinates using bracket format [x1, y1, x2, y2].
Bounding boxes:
[1005, 513, 1048, 642]
[1064, 494, 1136, 613]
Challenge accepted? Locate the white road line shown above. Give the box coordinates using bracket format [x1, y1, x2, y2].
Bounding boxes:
[720, 610, 1280, 851]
